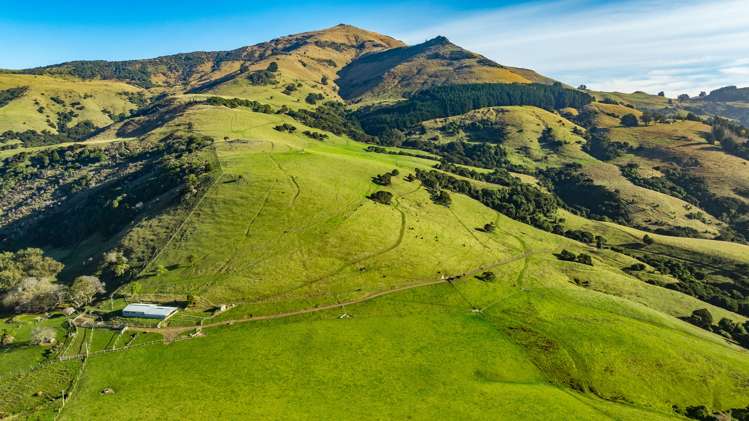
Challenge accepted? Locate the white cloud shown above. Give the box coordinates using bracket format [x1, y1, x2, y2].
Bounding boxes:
[397, 0, 749, 96]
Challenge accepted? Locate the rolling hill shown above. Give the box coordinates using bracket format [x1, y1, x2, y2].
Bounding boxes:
[0, 24, 748, 421]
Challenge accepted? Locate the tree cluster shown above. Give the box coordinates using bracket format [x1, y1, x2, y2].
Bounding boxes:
[206, 96, 273, 113]
[556, 249, 594, 266]
[538, 164, 631, 224]
[357, 82, 593, 135]
[0, 86, 29, 108]
[302, 130, 328, 141]
[286, 102, 377, 143]
[414, 168, 557, 230]
[0, 248, 104, 313]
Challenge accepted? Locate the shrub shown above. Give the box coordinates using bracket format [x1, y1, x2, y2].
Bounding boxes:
[247, 70, 276, 86]
[556, 250, 593, 266]
[367, 191, 393, 205]
[305, 93, 325, 105]
[620, 113, 639, 127]
[282, 84, 297, 95]
[273, 123, 297, 133]
[430, 190, 452, 207]
[372, 173, 392, 186]
[302, 130, 328, 141]
[476, 271, 496, 282]
[479, 222, 496, 233]
[31, 327, 57, 345]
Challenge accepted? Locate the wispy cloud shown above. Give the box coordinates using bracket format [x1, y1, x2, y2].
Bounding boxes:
[398, 0, 749, 96]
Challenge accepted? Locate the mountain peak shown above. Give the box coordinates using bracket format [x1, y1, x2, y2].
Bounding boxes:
[425, 35, 451, 46]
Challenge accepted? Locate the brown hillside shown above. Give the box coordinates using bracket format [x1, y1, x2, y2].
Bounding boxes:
[337, 36, 554, 101]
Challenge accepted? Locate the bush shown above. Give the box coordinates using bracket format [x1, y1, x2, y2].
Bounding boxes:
[620, 113, 639, 127]
[479, 222, 496, 233]
[273, 123, 297, 133]
[302, 130, 328, 141]
[372, 173, 392, 186]
[476, 271, 496, 282]
[305, 93, 325, 105]
[367, 191, 393, 205]
[31, 327, 58, 345]
[556, 250, 593, 266]
[247, 70, 276, 86]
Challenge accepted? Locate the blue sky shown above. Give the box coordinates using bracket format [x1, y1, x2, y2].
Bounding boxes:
[1, 0, 748, 96]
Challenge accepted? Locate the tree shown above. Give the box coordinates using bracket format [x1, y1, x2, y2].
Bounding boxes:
[699, 91, 707, 97]
[372, 173, 392, 186]
[103, 250, 129, 278]
[578, 84, 588, 90]
[595, 235, 607, 249]
[431, 190, 452, 207]
[305, 93, 324, 105]
[0, 248, 64, 290]
[266, 62, 279, 72]
[576, 253, 593, 266]
[30, 327, 57, 345]
[367, 191, 393, 205]
[1, 330, 14, 346]
[643, 234, 655, 245]
[476, 271, 496, 282]
[686, 308, 713, 329]
[641, 111, 653, 126]
[69, 276, 105, 308]
[657, 91, 665, 97]
[677, 93, 690, 101]
[620, 113, 639, 127]
[379, 128, 405, 147]
[557, 249, 577, 261]
[2, 277, 65, 313]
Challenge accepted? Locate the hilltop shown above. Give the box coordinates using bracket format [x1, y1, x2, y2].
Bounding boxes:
[0, 24, 748, 421]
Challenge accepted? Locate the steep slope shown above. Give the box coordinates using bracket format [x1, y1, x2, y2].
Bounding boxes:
[338, 36, 554, 101]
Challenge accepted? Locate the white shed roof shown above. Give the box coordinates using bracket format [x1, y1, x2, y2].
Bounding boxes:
[122, 303, 178, 318]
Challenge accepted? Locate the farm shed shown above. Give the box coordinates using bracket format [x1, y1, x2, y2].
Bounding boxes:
[122, 303, 178, 320]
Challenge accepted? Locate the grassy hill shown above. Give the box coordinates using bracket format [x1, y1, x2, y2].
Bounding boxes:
[0, 73, 142, 133]
[22, 25, 403, 94]
[7, 103, 745, 420]
[1, 25, 748, 421]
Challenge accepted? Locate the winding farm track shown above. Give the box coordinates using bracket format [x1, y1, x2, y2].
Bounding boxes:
[126, 251, 533, 340]
[245, 200, 408, 304]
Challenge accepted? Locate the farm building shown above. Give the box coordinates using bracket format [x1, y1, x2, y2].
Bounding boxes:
[122, 303, 178, 320]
